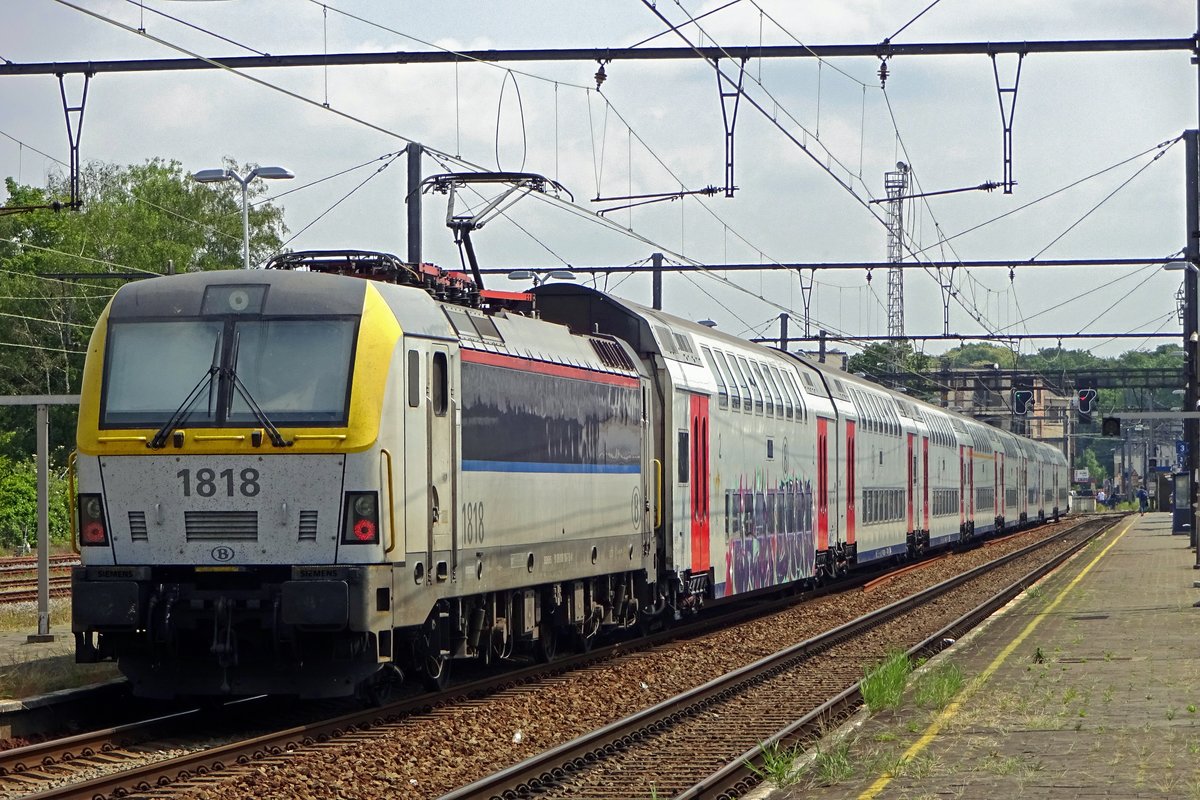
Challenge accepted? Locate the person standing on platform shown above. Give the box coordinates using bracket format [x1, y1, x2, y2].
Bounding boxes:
[1137, 486, 1149, 515]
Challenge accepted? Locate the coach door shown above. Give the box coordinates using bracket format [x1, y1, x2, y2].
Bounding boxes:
[689, 394, 710, 575]
[906, 433, 915, 534]
[816, 418, 830, 552]
[1021, 457, 1028, 519]
[968, 446, 975, 525]
[959, 446, 966, 531]
[922, 436, 930, 532]
[995, 453, 1002, 521]
[429, 345, 456, 579]
[845, 420, 856, 547]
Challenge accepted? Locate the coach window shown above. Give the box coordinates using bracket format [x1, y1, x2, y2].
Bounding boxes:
[701, 346, 729, 408]
[713, 350, 739, 410]
[764, 364, 784, 418]
[738, 356, 764, 414]
[728, 355, 752, 412]
[431, 352, 448, 416]
[752, 363, 775, 416]
[768, 365, 792, 420]
[677, 430, 690, 483]
[787, 372, 807, 422]
[407, 350, 421, 408]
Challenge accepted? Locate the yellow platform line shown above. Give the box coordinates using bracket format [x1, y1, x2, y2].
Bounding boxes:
[856, 517, 1135, 799]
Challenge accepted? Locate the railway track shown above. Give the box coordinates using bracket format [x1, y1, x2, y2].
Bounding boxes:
[0, 516, 1107, 800]
[0, 555, 78, 575]
[0, 555, 77, 604]
[0, 576, 71, 604]
[447, 514, 1119, 800]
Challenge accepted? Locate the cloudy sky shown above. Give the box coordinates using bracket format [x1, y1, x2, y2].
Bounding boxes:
[1, 1, 1196, 359]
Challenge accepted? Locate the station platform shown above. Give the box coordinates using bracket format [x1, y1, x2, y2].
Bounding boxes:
[758, 511, 1200, 800]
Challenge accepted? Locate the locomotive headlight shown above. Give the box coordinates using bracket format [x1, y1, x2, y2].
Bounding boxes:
[84, 497, 102, 520]
[227, 289, 250, 312]
[353, 494, 376, 517]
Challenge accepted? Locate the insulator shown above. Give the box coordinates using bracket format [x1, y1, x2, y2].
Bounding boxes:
[878, 60, 889, 88]
[594, 64, 607, 90]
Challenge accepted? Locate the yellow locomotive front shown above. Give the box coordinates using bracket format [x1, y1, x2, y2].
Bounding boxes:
[72, 267, 402, 699]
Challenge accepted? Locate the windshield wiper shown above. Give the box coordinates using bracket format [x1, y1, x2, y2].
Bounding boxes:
[225, 330, 291, 448]
[223, 367, 292, 447]
[147, 366, 220, 449]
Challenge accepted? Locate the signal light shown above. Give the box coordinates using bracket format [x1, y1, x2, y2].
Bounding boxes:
[1012, 389, 1033, 416]
[77, 493, 109, 547]
[1077, 388, 1097, 422]
[1101, 417, 1121, 437]
[342, 491, 380, 545]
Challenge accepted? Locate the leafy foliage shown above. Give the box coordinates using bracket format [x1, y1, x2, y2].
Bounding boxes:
[0, 451, 69, 549]
[845, 342, 937, 401]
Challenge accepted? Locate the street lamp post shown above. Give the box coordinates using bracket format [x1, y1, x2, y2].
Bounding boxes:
[192, 166, 294, 269]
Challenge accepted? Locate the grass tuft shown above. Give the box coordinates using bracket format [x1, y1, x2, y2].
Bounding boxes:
[914, 661, 965, 710]
[807, 740, 855, 787]
[861, 649, 912, 712]
[746, 741, 805, 788]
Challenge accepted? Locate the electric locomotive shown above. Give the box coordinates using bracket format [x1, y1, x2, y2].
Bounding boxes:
[72, 252, 655, 699]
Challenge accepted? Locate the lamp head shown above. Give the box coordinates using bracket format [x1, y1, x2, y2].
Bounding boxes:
[192, 168, 231, 183]
[251, 166, 294, 180]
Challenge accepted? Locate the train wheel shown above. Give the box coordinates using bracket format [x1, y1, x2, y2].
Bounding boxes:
[535, 618, 558, 663]
[358, 664, 403, 707]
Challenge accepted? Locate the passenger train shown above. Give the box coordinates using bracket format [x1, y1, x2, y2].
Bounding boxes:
[70, 250, 1068, 700]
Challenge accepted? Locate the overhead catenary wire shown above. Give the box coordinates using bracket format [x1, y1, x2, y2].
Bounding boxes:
[46, 0, 1190, 357]
[55, 0, 796, 316]
[118, 0, 268, 56]
[646, 1, 1009, 338]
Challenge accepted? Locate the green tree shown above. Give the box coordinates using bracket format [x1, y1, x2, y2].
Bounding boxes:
[0, 452, 70, 550]
[847, 341, 937, 400]
[941, 342, 1017, 369]
[1077, 448, 1108, 484]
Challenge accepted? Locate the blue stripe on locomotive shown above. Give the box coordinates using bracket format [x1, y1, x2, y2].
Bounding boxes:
[460, 360, 642, 471]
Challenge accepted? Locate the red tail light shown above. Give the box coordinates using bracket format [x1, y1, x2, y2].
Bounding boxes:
[78, 494, 109, 547]
[342, 492, 379, 545]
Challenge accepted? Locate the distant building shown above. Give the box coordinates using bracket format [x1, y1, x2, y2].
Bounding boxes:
[800, 349, 849, 371]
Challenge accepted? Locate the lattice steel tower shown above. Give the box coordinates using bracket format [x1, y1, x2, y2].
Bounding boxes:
[884, 163, 910, 338]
